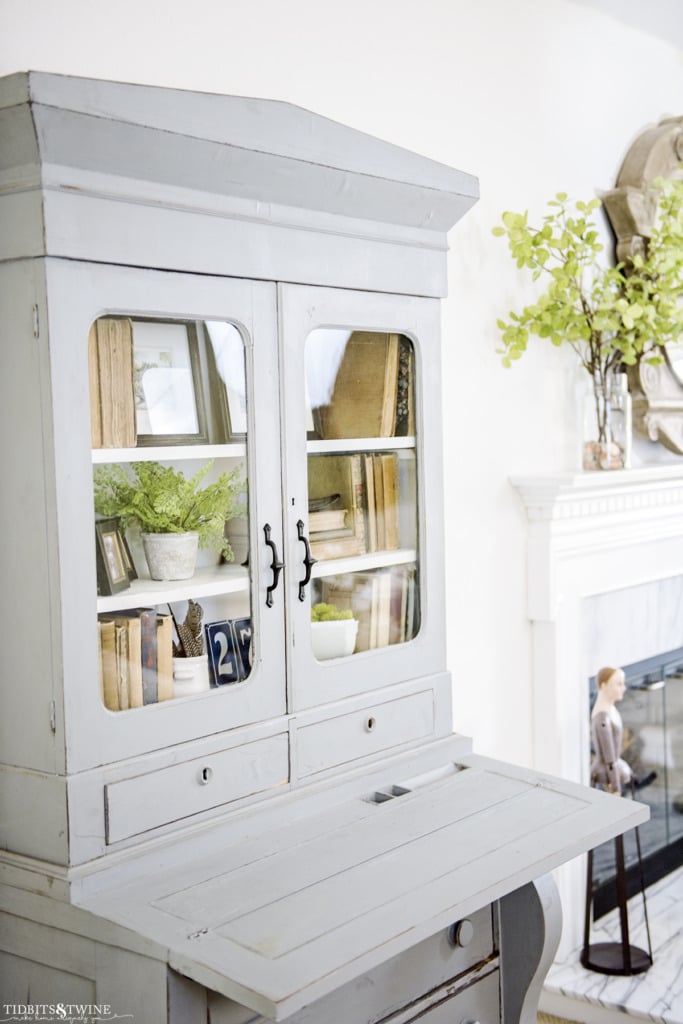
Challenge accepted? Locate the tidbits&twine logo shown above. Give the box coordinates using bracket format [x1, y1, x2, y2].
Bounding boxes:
[1, 1006, 132, 1023]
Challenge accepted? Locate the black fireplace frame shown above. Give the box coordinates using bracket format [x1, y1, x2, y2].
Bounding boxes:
[589, 646, 683, 919]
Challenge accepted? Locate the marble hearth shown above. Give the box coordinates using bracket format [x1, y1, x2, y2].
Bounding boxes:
[512, 465, 683, 957]
[542, 862, 683, 1024]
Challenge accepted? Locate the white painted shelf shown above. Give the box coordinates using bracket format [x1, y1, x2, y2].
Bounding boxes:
[92, 443, 247, 463]
[307, 436, 415, 455]
[97, 564, 249, 613]
[311, 548, 417, 579]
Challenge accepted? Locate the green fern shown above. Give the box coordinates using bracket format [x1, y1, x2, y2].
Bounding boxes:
[94, 460, 245, 560]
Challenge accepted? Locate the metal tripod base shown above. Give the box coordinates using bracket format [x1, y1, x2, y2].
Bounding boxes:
[581, 941, 652, 976]
[582, 783, 653, 977]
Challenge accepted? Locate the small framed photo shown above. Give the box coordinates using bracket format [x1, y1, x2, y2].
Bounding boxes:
[204, 321, 248, 441]
[95, 518, 131, 596]
[205, 620, 242, 686]
[133, 319, 209, 445]
[117, 527, 138, 581]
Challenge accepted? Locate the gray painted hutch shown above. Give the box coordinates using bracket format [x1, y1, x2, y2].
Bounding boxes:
[0, 73, 645, 1023]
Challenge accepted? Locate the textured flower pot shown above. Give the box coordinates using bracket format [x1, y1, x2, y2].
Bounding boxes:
[311, 618, 359, 661]
[142, 531, 199, 581]
[225, 515, 249, 565]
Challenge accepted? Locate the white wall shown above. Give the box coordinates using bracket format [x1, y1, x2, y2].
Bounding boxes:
[3, 0, 682, 767]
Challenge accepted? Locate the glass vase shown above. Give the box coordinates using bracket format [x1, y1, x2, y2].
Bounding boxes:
[581, 371, 632, 471]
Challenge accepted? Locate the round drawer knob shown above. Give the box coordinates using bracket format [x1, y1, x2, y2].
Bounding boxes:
[199, 765, 213, 785]
[449, 918, 475, 947]
[365, 716, 377, 732]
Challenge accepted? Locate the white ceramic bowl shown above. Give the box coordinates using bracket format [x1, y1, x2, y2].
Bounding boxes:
[310, 618, 359, 661]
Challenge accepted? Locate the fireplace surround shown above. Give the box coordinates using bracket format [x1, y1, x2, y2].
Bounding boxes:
[513, 465, 683, 953]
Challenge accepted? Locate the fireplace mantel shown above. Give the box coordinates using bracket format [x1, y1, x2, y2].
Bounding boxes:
[512, 463, 683, 951]
[512, 465, 683, 622]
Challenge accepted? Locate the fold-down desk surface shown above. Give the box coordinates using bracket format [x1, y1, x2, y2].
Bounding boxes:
[79, 744, 647, 1021]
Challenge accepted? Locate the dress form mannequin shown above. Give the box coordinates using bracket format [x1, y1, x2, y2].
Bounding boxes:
[582, 666, 653, 975]
[590, 666, 633, 795]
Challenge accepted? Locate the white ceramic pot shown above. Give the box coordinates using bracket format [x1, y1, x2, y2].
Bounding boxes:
[310, 618, 359, 661]
[142, 531, 199, 581]
[225, 515, 249, 565]
[172, 654, 211, 698]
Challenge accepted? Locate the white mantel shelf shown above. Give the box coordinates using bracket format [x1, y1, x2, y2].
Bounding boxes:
[511, 465, 683, 622]
[512, 463, 683, 520]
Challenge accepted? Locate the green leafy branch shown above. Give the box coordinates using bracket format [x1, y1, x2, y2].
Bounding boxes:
[492, 178, 683, 386]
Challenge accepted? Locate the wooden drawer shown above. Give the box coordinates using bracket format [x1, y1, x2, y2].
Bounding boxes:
[392, 966, 500, 1023]
[254, 906, 495, 1024]
[105, 733, 289, 844]
[297, 689, 435, 778]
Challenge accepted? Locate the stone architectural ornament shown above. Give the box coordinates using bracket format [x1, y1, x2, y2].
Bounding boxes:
[602, 117, 683, 454]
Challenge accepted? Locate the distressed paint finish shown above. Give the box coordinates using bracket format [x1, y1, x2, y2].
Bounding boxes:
[78, 751, 646, 1019]
[0, 73, 647, 1021]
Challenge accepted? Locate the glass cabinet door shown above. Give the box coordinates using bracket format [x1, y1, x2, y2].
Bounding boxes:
[280, 284, 447, 711]
[91, 316, 254, 703]
[305, 329, 420, 656]
[45, 261, 286, 771]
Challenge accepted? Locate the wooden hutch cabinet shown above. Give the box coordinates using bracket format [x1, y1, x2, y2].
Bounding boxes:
[0, 73, 645, 1022]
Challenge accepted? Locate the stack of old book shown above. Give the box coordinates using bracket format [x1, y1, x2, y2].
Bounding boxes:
[97, 609, 173, 711]
[88, 317, 137, 448]
[308, 498, 353, 559]
[320, 565, 417, 652]
[308, 455, 367, 560]
[316, 332, 414, 440]
[362, 452, 400, 553]
[307, 450, 403, 560]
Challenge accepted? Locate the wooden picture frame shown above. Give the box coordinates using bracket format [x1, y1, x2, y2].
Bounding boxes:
[117, 526, 138, 581]
[203, 320, 248, 441]
[132, 319, 209, 445]
[95, 517, 131, 596]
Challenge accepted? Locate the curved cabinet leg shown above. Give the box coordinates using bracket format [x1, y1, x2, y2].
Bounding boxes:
[499, 874, 562, 1024]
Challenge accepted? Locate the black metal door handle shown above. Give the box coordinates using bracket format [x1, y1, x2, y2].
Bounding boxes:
[263, 523, 284, 607]
[297, 520, 317, 601]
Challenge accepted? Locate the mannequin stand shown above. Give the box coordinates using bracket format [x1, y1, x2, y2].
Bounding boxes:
[581, 786, 653, 976]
